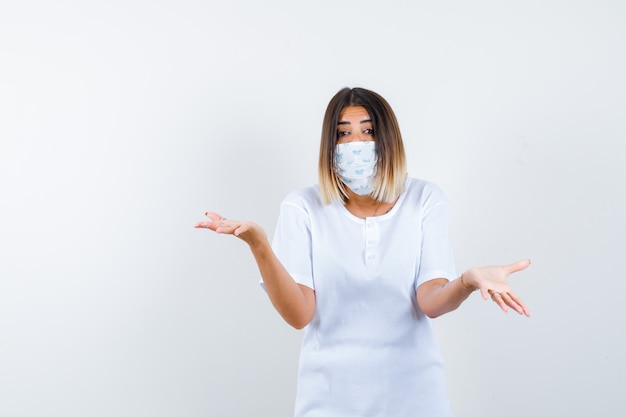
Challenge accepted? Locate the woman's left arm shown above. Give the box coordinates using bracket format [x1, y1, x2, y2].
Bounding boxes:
[416, 259, 531, 318]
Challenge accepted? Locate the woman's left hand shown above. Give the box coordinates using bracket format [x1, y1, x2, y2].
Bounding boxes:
[462, 259, 531, 317]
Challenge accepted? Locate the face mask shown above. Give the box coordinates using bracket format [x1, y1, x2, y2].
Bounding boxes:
[334, 141, 377, 196]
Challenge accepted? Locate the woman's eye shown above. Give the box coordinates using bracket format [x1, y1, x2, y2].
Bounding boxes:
[337, 131, 350, 138]
[364, 128, 375, 135]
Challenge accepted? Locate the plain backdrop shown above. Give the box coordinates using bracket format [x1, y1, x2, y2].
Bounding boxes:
[1, 1, 625, 416]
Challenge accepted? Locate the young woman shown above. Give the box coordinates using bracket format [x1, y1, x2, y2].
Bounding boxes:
[196, 87, 530, 417]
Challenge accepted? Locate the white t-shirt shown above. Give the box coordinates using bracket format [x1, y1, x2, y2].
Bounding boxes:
[269, 177, 456, 417]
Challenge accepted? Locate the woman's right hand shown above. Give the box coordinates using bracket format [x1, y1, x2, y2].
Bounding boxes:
[195, 211, 268, 248]
[196, 211, 315, 328]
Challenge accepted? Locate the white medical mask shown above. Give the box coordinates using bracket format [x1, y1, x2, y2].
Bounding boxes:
[334, 141, 377, 196]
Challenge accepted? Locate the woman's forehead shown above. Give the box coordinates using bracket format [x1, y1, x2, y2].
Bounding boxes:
[338, 106, 371, 122]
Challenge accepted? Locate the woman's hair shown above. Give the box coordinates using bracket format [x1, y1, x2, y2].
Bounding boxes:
[318, 87, 407, 204]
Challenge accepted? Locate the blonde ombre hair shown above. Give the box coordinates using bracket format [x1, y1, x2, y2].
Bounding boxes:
[318, 87, 407, 204]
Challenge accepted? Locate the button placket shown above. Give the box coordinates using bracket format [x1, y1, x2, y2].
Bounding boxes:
[364, 219, 379, 266]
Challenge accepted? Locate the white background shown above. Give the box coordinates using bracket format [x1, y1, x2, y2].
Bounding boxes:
[1, 1, 625, 416]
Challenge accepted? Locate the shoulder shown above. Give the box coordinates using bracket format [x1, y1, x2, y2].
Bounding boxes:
[403, 177, 448, 206]
[280, 185, 325, 214]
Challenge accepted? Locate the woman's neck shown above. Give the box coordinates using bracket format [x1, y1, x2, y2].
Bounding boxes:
[343, 192, 396, 219]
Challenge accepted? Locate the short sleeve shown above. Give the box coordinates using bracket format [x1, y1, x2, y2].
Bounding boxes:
[263, 200, 315, 291]
[415, 185, 456, 288]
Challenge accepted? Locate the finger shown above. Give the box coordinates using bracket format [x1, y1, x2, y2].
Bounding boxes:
[194, 221, 214, 229]
[233, 223, 252, 237]
[506, 291, 531, 317]
[490, 291, 509, 313]
[205, 211, 225, 221]
[215, 222, 239, 234]
[480, 288, 490, 301]
[504, 259, 531, 275]
[499, 292, 525, 315]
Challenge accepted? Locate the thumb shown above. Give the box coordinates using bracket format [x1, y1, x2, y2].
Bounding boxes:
[504, 259, 531, 275]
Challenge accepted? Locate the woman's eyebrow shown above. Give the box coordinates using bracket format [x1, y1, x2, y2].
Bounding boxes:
[337, 119, 372, 125]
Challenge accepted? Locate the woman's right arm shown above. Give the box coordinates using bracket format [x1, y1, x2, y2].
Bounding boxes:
[195, 212, 316, 329]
